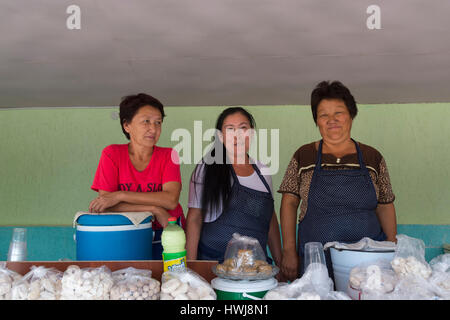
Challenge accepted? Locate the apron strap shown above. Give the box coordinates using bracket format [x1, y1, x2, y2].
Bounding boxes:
[252, 163, 273, 196]
[229, 160, 273, 196]
[229, 163, 240, 185]
[315, 140, 324, 169]
[352, 138, 367, 170]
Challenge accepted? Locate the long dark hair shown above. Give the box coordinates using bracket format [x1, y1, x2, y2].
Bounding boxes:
[192, 107, 256, 217]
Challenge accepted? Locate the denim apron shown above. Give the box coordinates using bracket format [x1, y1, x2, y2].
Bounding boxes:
[298, 139, 386, 278]
[198, 164, 274, 263]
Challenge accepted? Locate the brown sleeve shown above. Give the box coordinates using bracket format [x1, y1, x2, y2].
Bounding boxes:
[377, 157, 395, 204]
[278, 156, 301, 198]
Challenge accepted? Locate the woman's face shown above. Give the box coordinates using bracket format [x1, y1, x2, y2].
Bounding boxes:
[220, 112, 253, 162]
[123, 105, 162, 149]
[316, 99, 353, 144]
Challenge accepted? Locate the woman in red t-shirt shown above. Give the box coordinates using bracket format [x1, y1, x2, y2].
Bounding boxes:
[89, 93, 185, 259]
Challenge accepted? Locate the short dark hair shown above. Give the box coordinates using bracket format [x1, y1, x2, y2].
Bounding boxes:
[310, 81, 357, 124]
[119, 93, 165, 139]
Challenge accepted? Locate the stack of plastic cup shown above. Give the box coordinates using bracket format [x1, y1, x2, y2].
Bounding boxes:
[7, 228, 27, 261]
[304, 242, 326, 271]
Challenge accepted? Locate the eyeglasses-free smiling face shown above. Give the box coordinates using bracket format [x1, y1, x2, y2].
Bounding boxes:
[316, 98, 353, 144]
[123, 105, 163, 148]
[220, 112, 254, 161]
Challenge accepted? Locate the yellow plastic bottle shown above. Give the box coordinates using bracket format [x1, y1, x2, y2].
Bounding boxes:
[161, 217, 187, 272]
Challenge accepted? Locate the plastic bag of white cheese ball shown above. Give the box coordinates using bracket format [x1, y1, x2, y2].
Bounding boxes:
[60, 265, 113, 300]
[429, 253, 450, 273]
[363, 271, 447, 300]
[427, 253, 450, 299]
[383, 275, 441, 300]
[427, 271, 450, 300]
[110, 267, 160, 300]
[11, 266, 62, 300]
[390, 234, 432, 279]
[349, 260, 397, 299]
[160, 268, 216, 300]
[0, 263, 23, 300]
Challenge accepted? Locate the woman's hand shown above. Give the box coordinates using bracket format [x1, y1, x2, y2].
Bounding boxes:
[115, 181, 181, 211]
[92, 199, 171, 228]
[275, 270, 288, 283]
[148, 205, 171, 228]
[89, 191, 122, 213]
[281, 248, 299, 281]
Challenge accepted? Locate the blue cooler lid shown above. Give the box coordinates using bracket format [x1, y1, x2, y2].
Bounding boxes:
[77, 214, 152, 226]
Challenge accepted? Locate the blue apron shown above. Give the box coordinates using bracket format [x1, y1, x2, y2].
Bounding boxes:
[197, 164, 274, 263]
[298, 139, 386, 278]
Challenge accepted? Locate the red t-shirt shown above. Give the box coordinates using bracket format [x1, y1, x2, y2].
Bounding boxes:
[91, 144, 185, 230]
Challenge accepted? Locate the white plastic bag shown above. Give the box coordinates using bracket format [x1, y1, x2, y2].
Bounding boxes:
[112, 266, 152, 281]
[302, 263, 334, 298]
[160, 268, 216, 300]
[263, 282, 292, 300]
[383, 275, 441, 300]
[349, 260, 397, 299]
[428, 271, 450, 299]
[0, 263, 23, 300]
[11, 266, 62, 300]
[324, 237, 396, 252]
[110, 267, 160, 300]
[264, 263, 349, 300]
[263, 278, 318, 300]
[390, 234, 432, 279]
[429, 253, 450, 273]
[60, 265, 113, 300]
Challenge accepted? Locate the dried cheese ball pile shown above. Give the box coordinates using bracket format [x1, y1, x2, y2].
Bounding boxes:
[60, 265, 114, 300]
[110, 277, 160, 300]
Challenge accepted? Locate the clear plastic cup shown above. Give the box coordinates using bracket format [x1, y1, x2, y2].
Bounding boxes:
[304, 242, 326, 270]
[7, 228, 27, 261]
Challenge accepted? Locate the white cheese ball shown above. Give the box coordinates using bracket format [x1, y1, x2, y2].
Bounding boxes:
[391, 256, 432, 279]
[161, 270, 217, 300]
[61, 265, 113, 300]
[10, 267, 61, 300]
[111, 277, 160, 300]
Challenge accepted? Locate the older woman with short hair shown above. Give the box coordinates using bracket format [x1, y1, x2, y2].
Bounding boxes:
[279, 81, 397, 281]
[89, 93, 185, 259]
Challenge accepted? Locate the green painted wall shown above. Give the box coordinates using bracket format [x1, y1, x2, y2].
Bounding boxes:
[1, 103, 449, 226]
